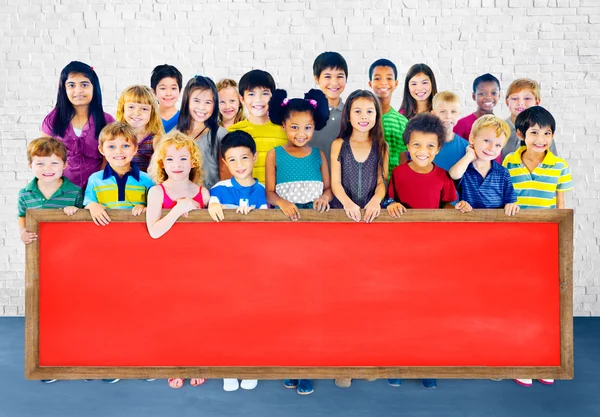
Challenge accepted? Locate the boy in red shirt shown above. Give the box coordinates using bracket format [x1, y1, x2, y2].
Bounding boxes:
[386, 113, 472, 216]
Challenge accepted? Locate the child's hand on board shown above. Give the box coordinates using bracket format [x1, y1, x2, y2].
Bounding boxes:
[387, 202, 407, 218]
[343, 201, 361, 222]
[87, 202, 111, 226]
[236, 205, 255, 215]
[20, 229, 37, 245]
[504, 203, 520, 216]
[132, 205, 146, 216]
[208, 202, 224, 222]
[63, 206, 78, 216]
[313, 196, 330, 213]
[174, 198, 199, 218]
[363, 199, 381, 223]
[455, 200, 472, 213]
[279, 200, 300, 221]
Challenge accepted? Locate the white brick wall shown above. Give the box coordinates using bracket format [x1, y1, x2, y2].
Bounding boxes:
[1, 0, 599, 316]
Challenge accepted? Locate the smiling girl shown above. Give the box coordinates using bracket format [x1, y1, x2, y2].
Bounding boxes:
[42, 61, 114, 189]
[216, 78, 245, 129]
[177, 76, 227, 189]
[116, 85, 165, 172]
[398, 63, 438, 120]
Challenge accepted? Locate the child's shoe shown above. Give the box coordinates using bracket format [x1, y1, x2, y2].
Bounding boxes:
[335, 378, 352, 388]
[102, 379, 120, 384]
[145, 379, 156, 382]
[223, 378, 240, 391]
[297, 379, 314, 395]
[538, 379, 554, 385]
[168, 378, 184, 388]
[515, 378, 533, 387]
[422, 378, 437, 388]
[240, 379, 257, 390]
[41, 379, 57, 384]
[283, 379, 298, 388]
[388, 379, 402, 387]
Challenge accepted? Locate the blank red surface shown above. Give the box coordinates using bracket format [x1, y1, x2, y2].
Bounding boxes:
[38, 221, 560, 367]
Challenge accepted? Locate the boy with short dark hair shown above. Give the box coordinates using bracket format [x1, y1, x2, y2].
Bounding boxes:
[311, 52, 348, 165]
[209, 130, 268, 224]
[226, 69, 287, 184]
[150, 64, 183, 133]
[453, 73, 501, 140]
[368, 58, 409, 175]
[84, 122, 154, 226]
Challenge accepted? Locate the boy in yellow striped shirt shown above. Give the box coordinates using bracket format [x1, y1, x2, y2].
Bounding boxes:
[503, 106, 572, 211]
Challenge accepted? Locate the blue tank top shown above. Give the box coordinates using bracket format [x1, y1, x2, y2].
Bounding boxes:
[274, 146, 323, 204]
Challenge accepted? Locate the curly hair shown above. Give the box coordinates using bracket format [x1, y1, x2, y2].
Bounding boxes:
[268, 88, 329, 131]
[148, 131, 204, 186]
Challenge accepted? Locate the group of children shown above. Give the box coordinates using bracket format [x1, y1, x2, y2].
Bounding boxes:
[19, 52, 573, 392]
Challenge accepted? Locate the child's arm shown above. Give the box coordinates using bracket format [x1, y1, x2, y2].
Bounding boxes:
[313, 150, 333, 213]
[330, 139, 361, 222]
[18, 216, 37, 244]
[449, 145, 476, 180]
[265, 149, 300, 221]
[556, 191, 565, 209]
[503, 170, 519, 216]
[146, 185, 199, 239]
[86, 202, 111, 226]
[363, 146, 389, 223]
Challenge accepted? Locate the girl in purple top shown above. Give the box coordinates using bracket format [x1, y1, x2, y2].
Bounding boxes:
[41, 61, 114, 189]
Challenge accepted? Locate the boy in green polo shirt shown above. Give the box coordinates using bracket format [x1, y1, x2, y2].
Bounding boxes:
[368, 58, 409, 177]
[18, 137, 83, 246]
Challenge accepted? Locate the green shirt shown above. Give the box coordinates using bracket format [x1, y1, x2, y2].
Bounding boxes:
[381, 108, 408, 176]
[18, 177, 83, 217]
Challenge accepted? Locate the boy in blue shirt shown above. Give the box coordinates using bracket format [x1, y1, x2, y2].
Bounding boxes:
[432, 91, 469, 171]
[150, 64, 182, 133]
[84, 122, 154, 226]
[209, 130, 268, 223]
[449, 115, 519, 216]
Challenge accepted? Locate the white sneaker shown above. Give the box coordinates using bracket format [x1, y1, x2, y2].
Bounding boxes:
[515, 378, 533, 387]
[539, 379, 554, 385]
[223, 378, 239, 391]
[240, 379, 258, 390]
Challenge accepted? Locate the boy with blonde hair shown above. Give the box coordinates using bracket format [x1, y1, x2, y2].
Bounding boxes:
[449, 115, 519, 216]
[501, 78, 557, 161]
[84, 122, 154, 226]
[431, 91, 469, 171]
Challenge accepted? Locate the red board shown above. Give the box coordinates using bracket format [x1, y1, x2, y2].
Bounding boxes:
[38, 221, 560, 367]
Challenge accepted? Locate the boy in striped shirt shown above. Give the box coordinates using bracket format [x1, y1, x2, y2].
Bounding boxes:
[19, 137, 83, 245]
[503, 106, 572, 210]
[448, 115, 520, 216]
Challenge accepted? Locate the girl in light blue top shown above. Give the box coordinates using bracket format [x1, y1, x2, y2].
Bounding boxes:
[265, 89, 333, 224]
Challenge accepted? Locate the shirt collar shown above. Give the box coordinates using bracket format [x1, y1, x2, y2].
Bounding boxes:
[330, 99, 344, 112]
[102, 163, 140, 181]
[512, 146, 558, 165]
[24, 178, 39, 192]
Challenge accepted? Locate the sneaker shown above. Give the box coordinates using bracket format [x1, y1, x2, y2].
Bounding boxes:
[538, 379, 554, 385]
[335, 378, 352, 388]
[283, 379, 298, 388]
[223, 378, 240, 392]
[297, 379, 314, 395]
[240, 379, 258, 390]
[515, 379, 533, 387]
[388, 379, 402, 387]
[422, 379, 437, 389]
[41, 379, 57, 384]
[143, 379, 156, 382]
[102, 379, 120, 384]
[490, 378, 503, 381]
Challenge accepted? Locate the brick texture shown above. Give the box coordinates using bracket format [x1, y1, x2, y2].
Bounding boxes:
[1, 0, 599, 316]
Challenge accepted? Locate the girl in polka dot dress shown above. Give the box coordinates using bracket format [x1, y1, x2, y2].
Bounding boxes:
[265, 89, 332, 223]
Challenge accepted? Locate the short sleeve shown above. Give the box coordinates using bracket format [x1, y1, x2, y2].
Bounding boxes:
[104, 113, 116, 124]
[17, 190, 27, 217]
[209, 185, 223, 205]
[502, 170, 518, 204]
[557, 161, 573, 191]
[41, 111, 55, 137]
[440, 172, 458, 203]
[75, 188, 84, 208]
[83, 176, 98, 206]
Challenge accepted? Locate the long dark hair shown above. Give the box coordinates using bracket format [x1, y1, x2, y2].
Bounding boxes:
[177, 75, 220, 157]
[399, 63, 438, 119]
[52, 61, 107, 139]
[268, 88, 329, 131]
[339, 90, 386, 175]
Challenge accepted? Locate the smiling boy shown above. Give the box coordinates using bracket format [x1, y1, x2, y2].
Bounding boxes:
[368, 58, 409, 175]
[311, 52, 348, 166]
[226, 70, 287, 184]
[84, 122, 154, 225]
[151, 64, 182, 133]
[453, 73, 501, 140]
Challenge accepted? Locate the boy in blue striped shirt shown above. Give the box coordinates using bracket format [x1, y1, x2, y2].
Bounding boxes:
[449, 115, 520, 216]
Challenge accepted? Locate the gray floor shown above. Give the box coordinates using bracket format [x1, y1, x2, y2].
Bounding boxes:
[1, 317, 599, 417]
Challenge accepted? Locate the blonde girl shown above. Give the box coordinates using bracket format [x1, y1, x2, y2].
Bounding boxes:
[216, 78, 246, 128]
[116, 85, 164, 172]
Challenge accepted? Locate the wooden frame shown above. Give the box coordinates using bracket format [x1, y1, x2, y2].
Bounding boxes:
[25, 208, 573, 380]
